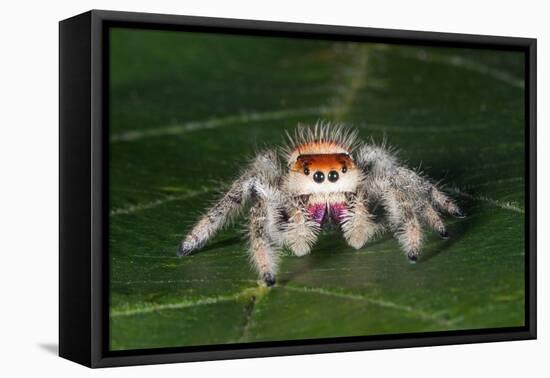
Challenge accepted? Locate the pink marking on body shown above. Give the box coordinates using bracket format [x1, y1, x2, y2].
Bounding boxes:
[307, 202, 348, 225]
[329, 202, 347, 224]
[308, 203, 326, 224]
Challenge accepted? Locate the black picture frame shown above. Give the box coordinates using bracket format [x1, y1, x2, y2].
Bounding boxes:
[59, 9, 537, 368]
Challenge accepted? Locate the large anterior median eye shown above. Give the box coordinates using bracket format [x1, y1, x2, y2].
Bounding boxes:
[328, 170, 339, 182]
[313, 171, 325, 183]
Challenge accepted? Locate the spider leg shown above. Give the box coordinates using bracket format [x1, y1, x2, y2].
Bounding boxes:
[178, 150, 280, 256]
[249, 200, 280, 286]
[382, 189, 424, 261]
[431, 187, 465, 218]
[397, 216, 423, 262]
[283, 201, 319, 256]
[355, 142, 463, 262]
[423, 204, 449, 239]
[341, 191, 382, 250]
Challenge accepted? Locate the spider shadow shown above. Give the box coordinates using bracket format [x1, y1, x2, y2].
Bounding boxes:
[197, 235, 243, 253]
[175, 235, 243, 258]
[417, 194, 479, 263]
[277, 231, 376, 286]
[403, 155, 485, 263]
[278, 194, 480, 283]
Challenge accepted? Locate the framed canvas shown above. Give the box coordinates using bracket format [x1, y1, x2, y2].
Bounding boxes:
[59, 10, 537, 368]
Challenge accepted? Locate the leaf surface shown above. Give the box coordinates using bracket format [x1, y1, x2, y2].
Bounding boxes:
[109, 29, 525, 350]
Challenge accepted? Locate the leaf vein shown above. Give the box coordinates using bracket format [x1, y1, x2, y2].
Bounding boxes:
[110, 188, 211, 216]
[111, 285, 266, 318]
[110, 106, 329, 143]
[283, 284, 457, 327]
[449, 187, 524, 214]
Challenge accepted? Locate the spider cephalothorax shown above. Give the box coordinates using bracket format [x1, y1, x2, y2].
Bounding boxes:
[177, 123, 463, 286]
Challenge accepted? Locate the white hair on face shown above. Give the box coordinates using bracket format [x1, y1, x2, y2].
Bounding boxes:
[283, 121, 359, 165]
[285, 168, 363, 195]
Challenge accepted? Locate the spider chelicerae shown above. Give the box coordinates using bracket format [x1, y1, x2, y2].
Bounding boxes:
[177, 123, 464, 286]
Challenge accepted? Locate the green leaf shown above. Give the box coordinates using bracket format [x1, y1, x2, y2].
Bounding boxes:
[109, 28, 525, 350]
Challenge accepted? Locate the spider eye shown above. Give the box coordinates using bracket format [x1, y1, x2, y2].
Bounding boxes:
[303, 167, 310, 175]
[313, 171, 325, 183]
[328, 170, 339, 183]
[342, 166, 348, 173]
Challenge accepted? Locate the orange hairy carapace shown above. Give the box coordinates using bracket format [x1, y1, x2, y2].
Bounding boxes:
[291, 153, 354, 173]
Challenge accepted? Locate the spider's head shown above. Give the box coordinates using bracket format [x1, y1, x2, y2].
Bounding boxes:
[287, 150, 362, 196]
[285, 123, 362, 196]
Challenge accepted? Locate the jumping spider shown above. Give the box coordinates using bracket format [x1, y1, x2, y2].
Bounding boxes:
[178, 123, 464, 286]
